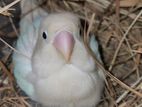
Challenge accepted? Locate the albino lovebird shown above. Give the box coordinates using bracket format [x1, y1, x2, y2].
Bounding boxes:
[13, 0, 105, 107]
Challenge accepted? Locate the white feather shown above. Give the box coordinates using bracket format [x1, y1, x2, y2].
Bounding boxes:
[13, 1, 105, 107]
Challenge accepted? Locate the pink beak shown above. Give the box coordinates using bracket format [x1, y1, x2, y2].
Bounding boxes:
[53, 31, 75, 62]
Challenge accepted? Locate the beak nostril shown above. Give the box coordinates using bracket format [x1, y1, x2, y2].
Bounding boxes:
[53, 31, 75, 62]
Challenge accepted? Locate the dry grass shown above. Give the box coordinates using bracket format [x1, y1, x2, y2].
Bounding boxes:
[0, 0, 142, 107]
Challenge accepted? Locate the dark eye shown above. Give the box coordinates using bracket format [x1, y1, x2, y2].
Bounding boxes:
[42, 31, 48, 39]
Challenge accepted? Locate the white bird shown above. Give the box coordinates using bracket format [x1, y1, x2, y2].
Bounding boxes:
[13, 0, 105, 107]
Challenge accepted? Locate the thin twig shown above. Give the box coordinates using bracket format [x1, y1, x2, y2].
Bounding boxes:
[0, 0, 21, 14]
[132, 50, 142, 54]
[9, 17, 19, 36]
[0, 37, 30, 59]
[85, 36, 142, 98]
[0, 61, 14, 81]
[109, 10, 142, 71]
[116, 76, 142, 103]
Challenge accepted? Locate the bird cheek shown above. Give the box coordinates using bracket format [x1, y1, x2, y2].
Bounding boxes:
[53, 31, 75, 63]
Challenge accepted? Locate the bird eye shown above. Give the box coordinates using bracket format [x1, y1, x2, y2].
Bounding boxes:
[42, 31, 48, 39]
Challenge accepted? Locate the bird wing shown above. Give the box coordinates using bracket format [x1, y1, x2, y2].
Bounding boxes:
[89, 34, 101, 61]
[89, 34, 105, 79]
[13, 0, 47, 99]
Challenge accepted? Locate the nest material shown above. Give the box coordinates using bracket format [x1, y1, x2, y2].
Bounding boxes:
[0, 0, 142, 107]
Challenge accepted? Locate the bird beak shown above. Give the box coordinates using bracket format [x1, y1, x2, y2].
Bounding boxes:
[53, 31, 75, 62]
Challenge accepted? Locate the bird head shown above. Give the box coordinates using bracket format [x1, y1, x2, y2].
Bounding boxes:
[32, 12, 95, 77]
[34, 12, 80, 63]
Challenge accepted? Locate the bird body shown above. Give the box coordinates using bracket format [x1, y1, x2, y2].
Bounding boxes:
[13, 0, 105, 107]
